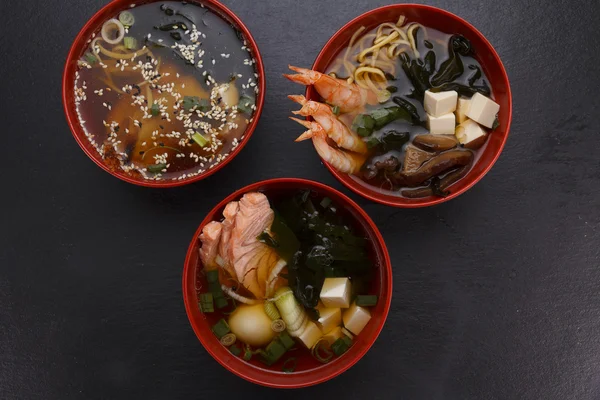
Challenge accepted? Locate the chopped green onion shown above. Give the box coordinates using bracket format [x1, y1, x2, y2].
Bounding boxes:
[84, 52, 98, 65]
[282, 357, 297, 373]
[351, 114, 375, 137]
[215, 297, 228, 309]
[192, 133, 209, 147]
[277, 332, 296, 351]
[242, 346, 253, 361]
[492, 116, 500, 130]
[199, 293, 214, 313]
[150, 102, 159, 116]
[377, 90, 392, 104]
[212, 319, 231, 339]
[237, 94, 255, 115]
[123, 36, 137, 50]
[356, 295, 378, 307]
[271, 319, 286, 333]
[332, 105, 340, 116]
[118, 11, 135, 27]
[229, 344, 242, 357]
[331, 336, 352, 356]
[319, 197, 332, 209]
[220, 333, 237, 347]
[264, 301, 281, 321]
[147, 163, 166, 173]
[206, 269, 220, 283]
[312, 339, 333, 364]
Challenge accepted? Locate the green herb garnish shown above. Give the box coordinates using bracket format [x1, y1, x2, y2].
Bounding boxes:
[229, 344, 242, 357]
[332, 105, 340, 116]
[150, 102, 159, 116]
[183, 96, 210, 112]
[198, 293, 214, 313]
[237, 94, 255, 115]
[492, 116, 500, 131]
[84, 52, 98, 65]
[147, 163, 166, 173]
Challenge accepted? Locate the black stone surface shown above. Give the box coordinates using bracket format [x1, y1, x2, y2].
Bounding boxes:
[2, 0, 600, 399]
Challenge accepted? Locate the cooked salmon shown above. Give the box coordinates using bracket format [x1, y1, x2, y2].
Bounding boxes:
[199, 221, 222, 270]
[229, 192, 279, 298]
[218, 201, 239, 279]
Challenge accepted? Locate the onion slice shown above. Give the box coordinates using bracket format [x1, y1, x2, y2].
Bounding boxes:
[101, 19, 125, 45]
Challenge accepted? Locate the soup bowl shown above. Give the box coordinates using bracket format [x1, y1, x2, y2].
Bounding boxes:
[182, 178, 392, 388]
[305, 4, 512, 208]
[62, 0, 265, 187]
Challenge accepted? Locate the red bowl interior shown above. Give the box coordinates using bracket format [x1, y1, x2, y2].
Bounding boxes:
[62, 0, 266, 188]
[306, 4, 513, 208]
[182, 178, 392, 388]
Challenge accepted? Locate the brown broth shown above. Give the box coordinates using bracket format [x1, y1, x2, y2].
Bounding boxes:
[325, 23, 495, 198]
[73, 1, 259, 181]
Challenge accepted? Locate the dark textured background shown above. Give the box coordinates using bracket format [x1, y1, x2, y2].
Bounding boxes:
[2, 0, 600, 399]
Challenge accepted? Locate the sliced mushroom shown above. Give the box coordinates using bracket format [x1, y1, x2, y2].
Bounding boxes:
[393, 149, 473, 187]
[402, 164, 471, 198]
[403, 145, 434, 174]
[413, 134, 458, 153]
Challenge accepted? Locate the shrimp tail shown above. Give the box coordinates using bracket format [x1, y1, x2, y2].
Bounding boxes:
[287, 94, 307, 105]
[290, 117, 322, 141]
[284, 65, 318, 86]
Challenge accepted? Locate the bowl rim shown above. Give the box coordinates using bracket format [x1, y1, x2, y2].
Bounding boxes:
[62, 0, 266, 188]
[182, 178, 393, 388]
[307, 3, 513, 208]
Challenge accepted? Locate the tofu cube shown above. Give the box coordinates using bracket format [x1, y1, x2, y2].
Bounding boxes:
[320, 278, 351, 308]
[342, 302, 372, 336]
[316, 303, 342, 334]
[297, 320, 322, 349]
[466, 93, 500, 128]
[427, 113, 456, 135]
[455, 97, 471, 124]
[424, 90, 458, 117]
[322, 326, 344, 346]
[455, 119, 488, 149]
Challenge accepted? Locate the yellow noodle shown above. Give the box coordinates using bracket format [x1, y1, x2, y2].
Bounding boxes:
[357, 31, 399, 63]
[146, 85, 153, 107]
[97, 43, 150, 59]
[376, 23, 409, 42]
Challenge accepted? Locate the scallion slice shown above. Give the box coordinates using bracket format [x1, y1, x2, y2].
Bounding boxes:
[198, 293, 214, 313]
[147, 163, 166, 173]
[212, 319, 231, 339]
[237, 94, 254, 115]
[123, 36, 137, 50]
[282, 357, 297, 373]
[356, 295, 378, 307]
[118, 11, 135, 27]
[332, 105, 340, 115]
[192, 132, 209, 147]
[84, 52, 98, 65]
[229, 344, 242, 357]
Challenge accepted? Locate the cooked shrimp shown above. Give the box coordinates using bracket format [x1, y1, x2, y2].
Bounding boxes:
[291, 118, 366, 174]
[284, 65, 377, 112]
[288, 95, 367, 154]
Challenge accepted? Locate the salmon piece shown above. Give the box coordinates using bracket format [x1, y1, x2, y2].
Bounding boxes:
[229, 192, 279, 298]
[218, 201, 239, 279]
[199, 221, 223, 270]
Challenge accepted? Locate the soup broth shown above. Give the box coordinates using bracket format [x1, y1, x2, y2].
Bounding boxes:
[196, 190, 380, 372]
[287, 17, 500, 199]
[73, 1, 259, 181]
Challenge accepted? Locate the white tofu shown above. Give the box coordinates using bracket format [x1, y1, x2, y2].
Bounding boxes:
[322, 326, 344, 346]
[320, 278, 351, 308]
[342, 302, 372, 336]
[455, 97, 471, 124]
[427, 113, 456, 135]
[316, 303, 342, 334]
[466, 93, 500, 128]
[455, 119, 488, 149]
[424, 90, 458, 117]
[297, 320, 322, 349]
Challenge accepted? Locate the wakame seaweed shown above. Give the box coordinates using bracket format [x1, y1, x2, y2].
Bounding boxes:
[274, 191, 370, 311]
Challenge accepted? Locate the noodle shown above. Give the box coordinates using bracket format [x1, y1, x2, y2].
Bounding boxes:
[97, 43, 150, 60]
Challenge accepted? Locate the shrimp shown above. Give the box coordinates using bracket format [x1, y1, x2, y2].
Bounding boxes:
[288, 95, 367, 154]
[284, 65, 378, 113]
[291, 117, 366, 174]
